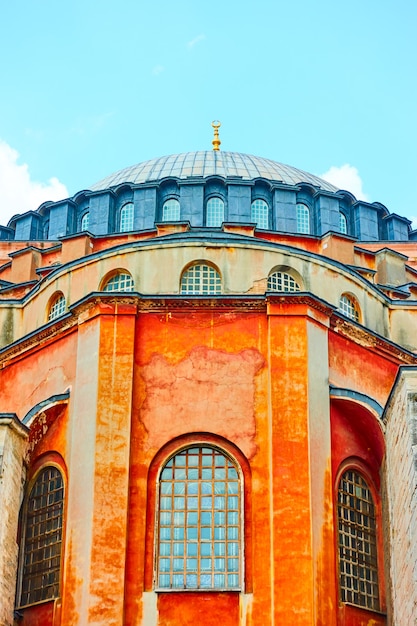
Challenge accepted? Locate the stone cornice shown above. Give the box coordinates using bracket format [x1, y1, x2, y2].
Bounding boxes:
[1, 292, 415, 368]
[330, 316, 417, 364]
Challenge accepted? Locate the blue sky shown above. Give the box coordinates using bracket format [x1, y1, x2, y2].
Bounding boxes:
[0, 0, 416, 226]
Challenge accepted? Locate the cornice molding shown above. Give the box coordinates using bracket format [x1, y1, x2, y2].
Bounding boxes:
[330, 316, 417, 364]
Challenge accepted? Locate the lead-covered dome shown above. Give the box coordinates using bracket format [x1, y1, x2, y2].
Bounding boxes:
[90, 151, 338, 192]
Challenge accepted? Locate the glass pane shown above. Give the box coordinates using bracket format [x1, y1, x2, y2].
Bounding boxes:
[157, 446, 241, 590]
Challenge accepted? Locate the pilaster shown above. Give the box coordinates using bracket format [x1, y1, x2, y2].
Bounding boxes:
[0, 415, 28, 626]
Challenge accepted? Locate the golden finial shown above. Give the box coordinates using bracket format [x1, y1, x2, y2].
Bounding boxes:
[211, 120, 221, 151]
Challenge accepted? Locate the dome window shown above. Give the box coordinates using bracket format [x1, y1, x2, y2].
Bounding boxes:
[296, 204, 310, 234]
[162, 199, 180, 222]
[339, 212, 347, 234]
[180, 263, 221, 295]
[48, 293, 66, 321]
[206, 197, 224, 227]
[267, 271, 300, 293]
[81, 211, 90, 231]
[102, 271, 134, 292]
[251, 199, 269, 229]
[120, 202, 134, 232]
[339, 293, 360, 322]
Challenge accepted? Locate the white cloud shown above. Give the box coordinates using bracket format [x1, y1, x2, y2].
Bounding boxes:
[320, 164, 369, 201]
[152, 65, 165, 76]
[0, 140, 68, 225]
[187, 33, 206, 48]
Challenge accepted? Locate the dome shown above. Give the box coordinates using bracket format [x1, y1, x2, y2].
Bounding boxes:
[90, 151, 338, 192]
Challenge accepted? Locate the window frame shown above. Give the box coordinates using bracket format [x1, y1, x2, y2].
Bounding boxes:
[296, 203, 310, 234]
[267, 270, 301, 293]
[335, 461, 385, 613]
[155, 444, 244, 592]
[162, 198, 181, 222]
[80, 211, 90, 231]
[119, 202, 134, 232]
[250, 199, 269, 230]
[339, 293, 360, 323]
[339, 211, 348, 235]
[16, 462, 66, 609]
[144, 435, 253, 594]
[101, 270, 135, 292]
[47, 293, 66, 322]
[180, 262, 222, 295]
[206, 196, 225, 227]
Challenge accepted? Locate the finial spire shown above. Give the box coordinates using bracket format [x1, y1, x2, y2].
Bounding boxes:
[211, 120, 221, 151]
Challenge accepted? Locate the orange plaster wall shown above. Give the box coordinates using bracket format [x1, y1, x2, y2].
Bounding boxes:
[0, 330, 77, 418]
[125, 309, 269, 626]
[157, 592, 240, 626]
[328, 331, 399, 407]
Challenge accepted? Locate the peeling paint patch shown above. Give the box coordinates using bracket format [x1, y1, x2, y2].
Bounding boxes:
[140, 347, 264, 458]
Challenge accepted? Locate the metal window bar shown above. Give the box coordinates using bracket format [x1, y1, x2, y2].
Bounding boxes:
[20, 467, 64, 607]
[337, 470, 380, 611]
[157, 447, 241, 590]
[180, 265, 222, 295]
[339, 295, 359, 322]
[48, 296, 66, 321]
[267, 271, 300, 292]
[162, 199, 180, 222]
[251, 200, 269, 229]
[206, 198, 225, 227]
[296, 204, 310, 234]
[120, 203, 134, 232]
[103, 273, 135, 292]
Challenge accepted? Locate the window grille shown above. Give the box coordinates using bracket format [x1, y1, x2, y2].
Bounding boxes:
[206, 197, 224, 227]
[339, 294, 360, 322]
[81, 212, 90, 231]
[157, 446, 241, 590]
[162, 199, 180, 222]
[338, 470, 380, 611]
[180, 264, 221, 295]
[19, 467, 64, 607]
[48, 295, 66, 321]
[103, 272, 134, 292]
[251, 199, 269, 229]
[339, 212, 347, 234]
[267, 271, 300, 292]
[296, 203, 310, 234]
[120, 202, 134, 232]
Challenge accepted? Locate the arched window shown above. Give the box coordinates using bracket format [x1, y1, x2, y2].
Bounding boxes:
[120, 202, 134, 232]
[296, 203, 310, 234]
[81, 211, 90, 231]
[162, 199, 180, 222]
[339, 212, 347, 234]
[267, 271, 301, 292]
[156, 446, 241, 590]
[18, 466, 64, 607]
[48, 293, 66, 321]
[102, 272, 134, 292]
[180, 264, 222, 295]
[337, 470, 380, 611]
[206, 197, 224, 227]
[339, 293, 360, 322]
[251, 199, 269, 229]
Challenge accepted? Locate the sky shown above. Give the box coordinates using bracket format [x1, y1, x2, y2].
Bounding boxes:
[0, 0, 416, 227]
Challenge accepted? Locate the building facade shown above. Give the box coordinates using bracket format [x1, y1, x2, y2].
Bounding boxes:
[0, 149, 416, 625]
